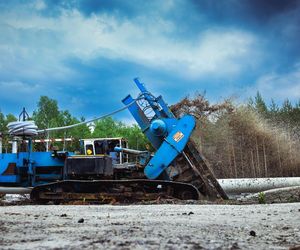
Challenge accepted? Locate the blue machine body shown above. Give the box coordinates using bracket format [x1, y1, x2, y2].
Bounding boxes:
[0, 150, 71, 187]
[123, 78, 196, 179]
[0, 78, 196, 187]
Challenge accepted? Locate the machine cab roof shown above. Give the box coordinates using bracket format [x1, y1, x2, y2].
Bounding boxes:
[80, 138, 128, 164]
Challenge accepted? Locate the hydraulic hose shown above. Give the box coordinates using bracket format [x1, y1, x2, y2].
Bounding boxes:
[7, 121, 38, 136]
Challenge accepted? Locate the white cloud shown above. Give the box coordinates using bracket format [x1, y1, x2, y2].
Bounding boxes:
[32, 0, 46, 11]
[251, 63, 300, 100]
[0, 81, 41, 95]
[183, 29, 257, 78]
[0, 81, 42, 113]
[0, 2, 259, 83]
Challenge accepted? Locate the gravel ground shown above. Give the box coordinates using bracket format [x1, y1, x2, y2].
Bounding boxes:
[0, 203, 300, 249]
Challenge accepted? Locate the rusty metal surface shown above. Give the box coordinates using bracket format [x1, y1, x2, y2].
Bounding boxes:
[174, 139, 228, 200]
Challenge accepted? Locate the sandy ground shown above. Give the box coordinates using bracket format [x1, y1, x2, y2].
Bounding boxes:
[0, 203, 300, 250]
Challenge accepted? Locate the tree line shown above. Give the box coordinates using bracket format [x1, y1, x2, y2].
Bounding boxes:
[1, 93, 299, 177]
[171, 92, 300, 178]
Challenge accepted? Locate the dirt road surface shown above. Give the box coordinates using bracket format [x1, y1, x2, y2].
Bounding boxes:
[1, 203, 299, 249]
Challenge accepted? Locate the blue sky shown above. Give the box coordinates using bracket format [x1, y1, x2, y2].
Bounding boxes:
[0, 0, 299, 122]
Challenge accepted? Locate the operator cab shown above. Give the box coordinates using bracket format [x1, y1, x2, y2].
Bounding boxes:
[80, 138, 129, 164]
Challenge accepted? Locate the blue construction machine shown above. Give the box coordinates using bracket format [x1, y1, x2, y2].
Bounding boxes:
[0, 79, 227, 203]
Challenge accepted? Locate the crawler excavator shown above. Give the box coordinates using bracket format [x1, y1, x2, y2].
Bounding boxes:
[0, 78, 228, 203]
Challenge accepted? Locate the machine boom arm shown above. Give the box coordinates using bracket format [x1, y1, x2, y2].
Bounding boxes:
[123, 78, 196, 179]
[123, 78, 228, 199]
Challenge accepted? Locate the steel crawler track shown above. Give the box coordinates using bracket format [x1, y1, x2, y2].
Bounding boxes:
[30, 179, 201, 204]
[30, 140, 227, 203]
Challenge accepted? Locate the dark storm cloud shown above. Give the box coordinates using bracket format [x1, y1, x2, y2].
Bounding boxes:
[76, 0, 300, 68]
[190, 0, 299, 25]
[190, 0, 300, 54]
[188, 0, 300, 74]
[237, 0, 299, 22]
[0, 0, 300, 117]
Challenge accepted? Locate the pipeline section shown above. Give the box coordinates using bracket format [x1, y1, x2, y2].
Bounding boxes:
[218, 177, 300, 194]
[1, 177, 300, 195]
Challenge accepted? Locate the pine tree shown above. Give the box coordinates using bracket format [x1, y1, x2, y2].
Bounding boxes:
[254, 92, 268, 116]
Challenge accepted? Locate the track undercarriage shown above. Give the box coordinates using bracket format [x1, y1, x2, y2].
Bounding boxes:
[30, 179, 200, 204]
[31, 139, 227, 204]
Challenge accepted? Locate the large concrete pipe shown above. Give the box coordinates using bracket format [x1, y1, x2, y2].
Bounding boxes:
[1, 178, 300, 195]
[218, 177, 300, 194]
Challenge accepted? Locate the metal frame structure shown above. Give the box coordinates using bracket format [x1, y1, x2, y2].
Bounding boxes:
[123, 78, 196, 179]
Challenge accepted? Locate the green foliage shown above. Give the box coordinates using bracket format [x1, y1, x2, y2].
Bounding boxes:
[32, 96, 91, 141]
[1, 96, 149, 152]
[93, 117, 121, 138]
[69, 117, 92, 140]
[32, 96, 60, 129]
[254, 92, 268, 115]
[6, 114, 17, 123]
[258, 192, 266, 204]
[269, 99, 279, 119]
[93, 117, 149, 150]
[0, 111, 17, 133]
[248, 92, 300, 128]
[119, 124, 150, 150]
[0, 110, 5, 132]
[0, 110, 17, 152]
[248, 92, 268, 117]
[175, 91, 300, 178]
